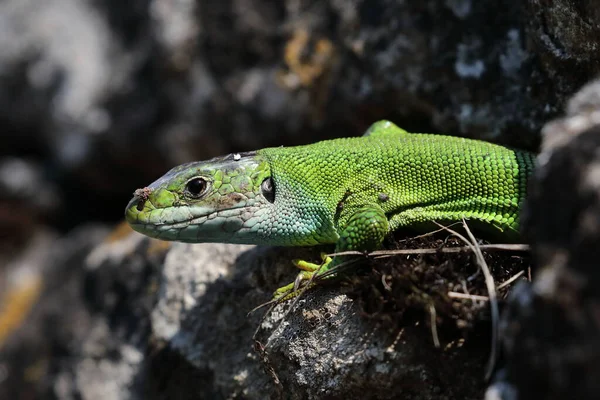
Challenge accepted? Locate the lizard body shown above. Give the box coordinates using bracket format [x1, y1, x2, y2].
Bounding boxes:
[125, 121, 535, 298]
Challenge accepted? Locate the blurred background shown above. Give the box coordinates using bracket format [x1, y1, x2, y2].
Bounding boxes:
[1, 0, 599, 398]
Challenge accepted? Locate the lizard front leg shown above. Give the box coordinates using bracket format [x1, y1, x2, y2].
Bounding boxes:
[273, 204, 389, 300]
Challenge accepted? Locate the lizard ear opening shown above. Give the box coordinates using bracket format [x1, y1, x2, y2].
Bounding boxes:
[261, 177, 275, 203]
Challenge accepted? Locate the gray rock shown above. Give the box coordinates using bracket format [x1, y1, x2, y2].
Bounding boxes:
[140, 242, 489, 399]
[489, 78, 600, 400]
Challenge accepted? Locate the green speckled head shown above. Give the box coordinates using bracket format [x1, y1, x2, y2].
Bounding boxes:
[125, 152, 274, 243]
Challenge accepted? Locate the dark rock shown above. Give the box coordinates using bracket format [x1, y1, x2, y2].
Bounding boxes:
[112, 240, 492, 399]
[0, 225, 110, 399]
[0, 226, 508, 399]
[0, 157, 60, 248]
[489, 79, 600, 399]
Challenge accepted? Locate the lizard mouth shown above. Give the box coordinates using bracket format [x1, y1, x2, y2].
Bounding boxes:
[125, 199, 260, 242]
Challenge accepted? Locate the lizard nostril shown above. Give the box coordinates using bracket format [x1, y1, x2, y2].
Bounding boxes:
[132, 187, 153, 212]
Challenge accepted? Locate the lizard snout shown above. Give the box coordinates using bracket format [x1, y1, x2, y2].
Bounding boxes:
[125, 187, 154, 222]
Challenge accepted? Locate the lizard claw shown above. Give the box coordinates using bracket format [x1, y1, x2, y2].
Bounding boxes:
[293, 273, 304, 292]
[272, 254, 334, 301]
[272, 270, 313, 300]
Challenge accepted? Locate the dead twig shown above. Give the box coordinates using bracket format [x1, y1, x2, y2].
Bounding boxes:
[448, 292, 490, 302]
[496, 270, 526, 290]
[450, 270, 526, 301]
[329, 244, 529, 258]
[433, 220, 499, 381]
[428, 303, 440, 348]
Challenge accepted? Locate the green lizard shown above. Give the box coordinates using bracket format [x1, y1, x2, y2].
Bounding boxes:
[125, 121, 535, 299]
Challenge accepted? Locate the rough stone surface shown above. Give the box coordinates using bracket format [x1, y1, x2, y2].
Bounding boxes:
[0, 225, 111, 399]
[488, 79, 600, 400]
[139, 242, 490, 399]
[1, 227, 494, 399]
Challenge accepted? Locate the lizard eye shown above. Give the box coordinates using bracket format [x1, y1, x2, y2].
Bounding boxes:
[261, 177, 275, 203]
[185, 177, 209, 198]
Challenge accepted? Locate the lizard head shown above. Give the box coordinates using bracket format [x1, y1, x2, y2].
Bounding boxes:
[125, 152, 274, 243]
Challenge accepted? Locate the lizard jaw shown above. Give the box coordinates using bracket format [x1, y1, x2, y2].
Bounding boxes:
[126, 201, 270, 243]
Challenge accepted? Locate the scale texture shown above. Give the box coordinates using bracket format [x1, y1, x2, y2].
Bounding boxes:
[125, 121, 535, 294]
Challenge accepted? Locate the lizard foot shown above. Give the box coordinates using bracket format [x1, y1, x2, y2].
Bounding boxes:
[273, 253, 332, 301]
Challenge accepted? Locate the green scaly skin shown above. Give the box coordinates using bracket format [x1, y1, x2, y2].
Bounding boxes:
[125, 121, 535, 299]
